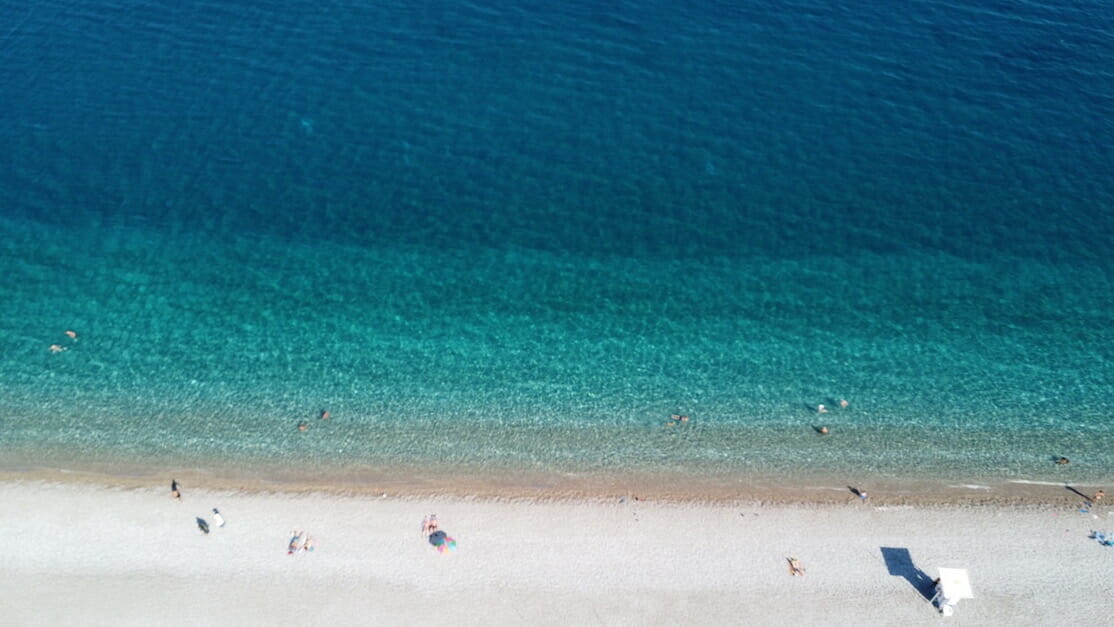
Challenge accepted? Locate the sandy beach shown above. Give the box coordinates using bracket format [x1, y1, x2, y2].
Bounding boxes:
[2, 478, 1110, 626]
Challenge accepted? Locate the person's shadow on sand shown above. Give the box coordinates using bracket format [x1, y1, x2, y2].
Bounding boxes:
[881, 547, 934, 601]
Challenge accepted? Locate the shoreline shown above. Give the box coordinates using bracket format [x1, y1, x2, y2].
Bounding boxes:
[2, 460, 1106, 509]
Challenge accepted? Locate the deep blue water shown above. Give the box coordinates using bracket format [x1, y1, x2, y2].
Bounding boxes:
[1, 0, 1112, 485]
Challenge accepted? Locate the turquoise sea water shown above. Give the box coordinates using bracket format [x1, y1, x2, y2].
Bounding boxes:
[2, 0, 1112, 487]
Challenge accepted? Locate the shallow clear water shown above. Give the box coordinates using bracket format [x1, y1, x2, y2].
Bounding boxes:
[1, 0, 1111, 486]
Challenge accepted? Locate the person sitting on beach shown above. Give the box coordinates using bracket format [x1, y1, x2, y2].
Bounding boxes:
[288, 531, 304, 554]
[422, 515, 439, 537]
[787, 557, 805, 576]
[1094, 490, 1105, 504]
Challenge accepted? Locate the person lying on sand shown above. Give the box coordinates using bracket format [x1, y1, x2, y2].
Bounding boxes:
[787, 557, 805, 576]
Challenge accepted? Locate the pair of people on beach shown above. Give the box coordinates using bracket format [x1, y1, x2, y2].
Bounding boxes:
[287, 530, 314, 554]
[421, 514, 457, 552]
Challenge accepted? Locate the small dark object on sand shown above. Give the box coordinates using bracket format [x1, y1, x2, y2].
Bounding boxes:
[196, 517, 210, 534]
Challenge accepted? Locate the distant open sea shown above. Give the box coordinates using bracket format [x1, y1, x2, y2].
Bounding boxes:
[2, 0, 1111, 491]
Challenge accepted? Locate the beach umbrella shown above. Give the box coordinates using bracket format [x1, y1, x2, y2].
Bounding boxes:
[931, 568, 973, 616]
[428, 530, 457, 553]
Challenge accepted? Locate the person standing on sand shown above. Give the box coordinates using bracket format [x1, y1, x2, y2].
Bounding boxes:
[171, 479, 181, 500]
[1094, 490, 1105, 504]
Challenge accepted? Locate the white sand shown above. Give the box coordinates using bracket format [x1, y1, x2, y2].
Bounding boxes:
[1, 480, 1109, 626]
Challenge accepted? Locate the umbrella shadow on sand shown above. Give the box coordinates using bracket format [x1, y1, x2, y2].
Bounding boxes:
[881, 547, 934, 601]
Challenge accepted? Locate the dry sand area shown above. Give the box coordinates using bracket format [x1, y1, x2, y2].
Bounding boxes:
[1, 480, 1110, 626]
